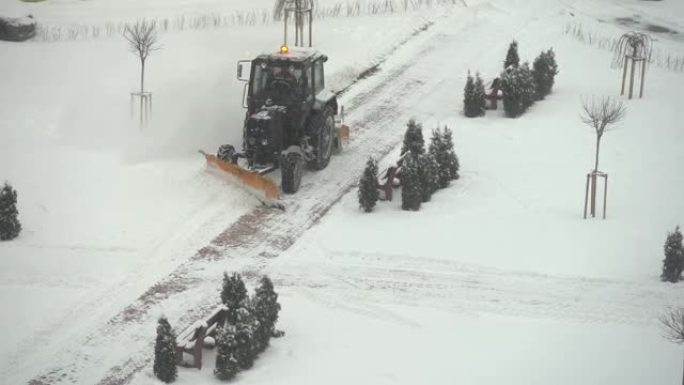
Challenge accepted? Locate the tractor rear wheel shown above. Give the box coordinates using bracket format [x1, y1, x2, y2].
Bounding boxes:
[281, 152, 303, 194]
[307, 106, 335, 170]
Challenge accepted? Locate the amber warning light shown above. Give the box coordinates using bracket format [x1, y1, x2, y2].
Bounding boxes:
[280, 45, 289, 54]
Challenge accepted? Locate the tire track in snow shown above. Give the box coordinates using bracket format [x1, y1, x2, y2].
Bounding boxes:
[276, 251, 679, 326]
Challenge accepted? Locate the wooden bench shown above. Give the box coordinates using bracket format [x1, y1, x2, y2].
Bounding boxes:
[175, 305, 227, 370]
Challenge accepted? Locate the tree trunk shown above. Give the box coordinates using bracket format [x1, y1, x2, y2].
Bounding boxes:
[594, 135, 601, 173]
[591, 135, 601, 217]
[140, 59, 146, 94]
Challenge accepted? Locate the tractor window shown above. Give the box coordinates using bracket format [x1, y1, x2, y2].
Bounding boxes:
[251, 61, 305, 100]
[303, 66, 313, 97]
[314, 60, 324, 93]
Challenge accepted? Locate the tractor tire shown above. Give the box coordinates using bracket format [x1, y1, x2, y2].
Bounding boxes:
[217, 144, 236, 163]
[307, 106, 335, 171]
[281, 152, 303, 194]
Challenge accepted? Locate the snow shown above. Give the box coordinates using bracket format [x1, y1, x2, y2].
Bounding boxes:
[1, 0, 684, 384]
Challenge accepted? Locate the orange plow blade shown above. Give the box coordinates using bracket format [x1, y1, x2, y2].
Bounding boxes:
[200, 151, 280, 202]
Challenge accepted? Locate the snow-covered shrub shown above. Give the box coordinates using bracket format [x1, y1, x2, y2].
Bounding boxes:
[0, 15, 36, 42]
[214, 324, 239, 381]
[153, 317, 178, 383]
[532, 48, 559, 100]
[401, 119, 425, 156]
[221, 272, 248, 324]
[500, 62, 535, 118]
[442, 127, 460, 181]
[418, 153, 440, 202]
[251, 276, 282, 354]
[234, 307, 258, 369]
[661, 226, 684, 283]
[429, 127, 460, 188]
[0, 182, 21, 241]
[401, 154, 422, 211]
[463, 72, 487, 118]
[358, 157, 380, 212]
[504, 40, 520, 69]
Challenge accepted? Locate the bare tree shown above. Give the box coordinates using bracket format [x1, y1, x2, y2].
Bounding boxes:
[580, 96, 625, 218]
[581, 96, 626, 173]
[660, 308, 684, 385]
[124, 20, 159, 95]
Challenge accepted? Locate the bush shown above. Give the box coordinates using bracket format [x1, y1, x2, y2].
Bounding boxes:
[418, 153, 440, 202]
[532, 48, 559, 100]
[504, 40, 520, 69]
[429, 127, 460, 188]
[401, 154, 422, 211]
[233, 307, 258, 369]
[0, 182, 21, 241]
[661, 226, 684, 283]
[358, 157, 380, 212]
[442, 127, 460, 181]
[252, 276, 281, 354]
[500, 62, 535, 118]
[214, 324, 239, 381]
[401, 119, 425, 156]
[463, 72, 486, 118]
[153, 317, 177, 383]
[221, 272, 248, 324]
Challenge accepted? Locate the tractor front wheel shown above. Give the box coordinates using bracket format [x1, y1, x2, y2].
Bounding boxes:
[217, 144, 237, 163]
[281, 152, 303, 194]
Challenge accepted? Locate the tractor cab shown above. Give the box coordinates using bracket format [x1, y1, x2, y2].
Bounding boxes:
[241, 47, 328, 114]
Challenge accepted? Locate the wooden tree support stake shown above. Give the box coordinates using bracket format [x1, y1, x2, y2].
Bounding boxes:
[583, 170, 608, 220]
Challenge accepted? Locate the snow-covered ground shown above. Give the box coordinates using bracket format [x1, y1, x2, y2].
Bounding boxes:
[2, 0, 684, 384]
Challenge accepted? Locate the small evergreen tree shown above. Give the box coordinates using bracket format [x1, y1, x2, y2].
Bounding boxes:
[500, 62, 535, 118]
[463, 72, 486, 118]
[221, 272, 248, 324]
[214, 324, 240, 381]
[401, 119, 425, 156]
[442, 127, 460, 181]
[401, 154, 422, 211]
[417, 153, 440, 202]
[661, 226, 684, 283]
[0, 182, 21, 241]
[532, 48, 559, 100]
[474, 73, 487, 114]
[429, 127, 460, 188]
[233, 307, 258, 369]
[252, 276, 281, 354]
[429, 128, 447, 188]
[153, 317, 177, 383]
[504, 40, 520, 69]
[358, 157, 380, 212]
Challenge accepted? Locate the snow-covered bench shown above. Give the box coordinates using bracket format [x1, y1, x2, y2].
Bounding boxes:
[175, 305, 227, 370]
[0, 15, 36, 42]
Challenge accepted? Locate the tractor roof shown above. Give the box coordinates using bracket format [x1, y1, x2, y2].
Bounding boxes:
[255, 46, 327, 64]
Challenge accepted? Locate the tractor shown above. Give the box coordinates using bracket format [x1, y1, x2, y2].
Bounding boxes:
[202, 45, 348, 201]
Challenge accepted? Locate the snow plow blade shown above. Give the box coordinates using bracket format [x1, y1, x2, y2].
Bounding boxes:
[199, 150, 282, 207]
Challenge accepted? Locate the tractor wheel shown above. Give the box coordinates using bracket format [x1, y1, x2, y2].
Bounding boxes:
[281, 152, 303, 194]
[217, 144, 236, 163]
[307, 106, 335, 170]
